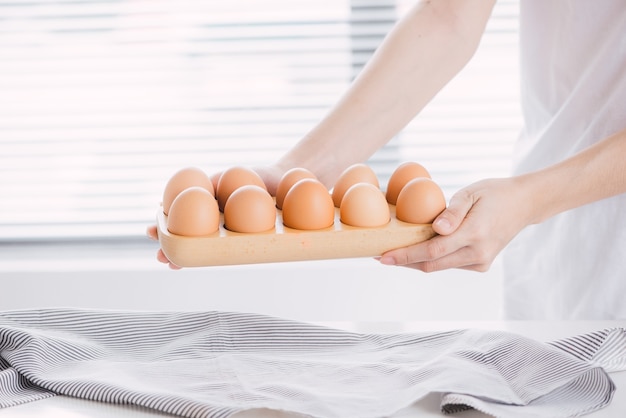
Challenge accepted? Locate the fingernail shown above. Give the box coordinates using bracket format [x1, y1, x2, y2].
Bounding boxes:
[434, 217, 450, 231]
[379, 256, 396, 266]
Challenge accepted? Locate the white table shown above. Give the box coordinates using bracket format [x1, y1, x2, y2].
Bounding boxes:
[1, 321, 624, 418]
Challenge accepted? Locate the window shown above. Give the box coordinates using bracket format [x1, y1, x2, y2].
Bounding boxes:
[0, 0, 521, 243]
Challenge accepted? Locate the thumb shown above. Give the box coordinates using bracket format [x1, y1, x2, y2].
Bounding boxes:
[432, 190, 473, 235]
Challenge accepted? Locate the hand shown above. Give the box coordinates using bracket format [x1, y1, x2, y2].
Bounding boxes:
[146, 225, 182, 270]
[245, 165, 286, 196]
[148, 164, 287, 269]
[379, 177, 534, 272]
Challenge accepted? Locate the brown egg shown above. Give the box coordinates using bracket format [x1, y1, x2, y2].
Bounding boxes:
[332, 163, 380, 207]
[282, 179, 334, 230]
[162, 167, 214, 215]
[167, 186, 220, 236]
[386, 162, 431, 205]
[395, 178, 446, 224]
[275, 167, 317, 210]
[224, 185, 276, 233]
[216, 166, 266, 212]
[340, 183, 390, 227]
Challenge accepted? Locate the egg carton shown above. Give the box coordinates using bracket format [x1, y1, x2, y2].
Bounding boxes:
[156, 204, 434, 267]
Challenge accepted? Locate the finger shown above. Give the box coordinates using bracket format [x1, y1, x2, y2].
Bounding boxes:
[396, 246, 491, 273]
[432, 189, 474, 236]
[156, 249, 182, 270]
[156, 248, 169, 264]
[396, 261, 491, 273]
[146, 225, 158, 240]
[169, 262, 183, 270]
[379, 234, 465, 267]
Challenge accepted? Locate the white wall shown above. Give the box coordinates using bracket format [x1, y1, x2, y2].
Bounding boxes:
[1, 241, 503, 322]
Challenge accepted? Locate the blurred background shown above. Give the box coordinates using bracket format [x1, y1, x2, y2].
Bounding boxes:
[1, 0, 521, 321]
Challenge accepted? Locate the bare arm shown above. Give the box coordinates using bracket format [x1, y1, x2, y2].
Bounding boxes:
[274, 0, 497, 189]
[381, 127, 626, 271]
[148, 0, 498, 268]
[520, 128, 626, 224]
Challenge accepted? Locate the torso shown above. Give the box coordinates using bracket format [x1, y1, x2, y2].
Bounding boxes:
[502, 0, 626, 319]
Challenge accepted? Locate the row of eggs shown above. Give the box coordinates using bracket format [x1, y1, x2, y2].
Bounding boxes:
[162, 162, 446, 236]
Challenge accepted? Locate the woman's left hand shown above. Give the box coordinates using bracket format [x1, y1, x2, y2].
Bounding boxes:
[379, 177, 535, 272]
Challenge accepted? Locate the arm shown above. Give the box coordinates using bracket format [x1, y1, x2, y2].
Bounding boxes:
[149, 0, 497, 268]
[520, 128, 626, 223]
[272, 0, 497, 191]
[380, 127, 626, 271]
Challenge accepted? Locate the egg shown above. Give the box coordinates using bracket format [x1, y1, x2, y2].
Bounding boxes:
[395, 178, 446, 224]
[386, 162, 431, 205]
[162, 167, 214, 215]
[216, 166, 266, 212]
[332, 163, 380, 207]
[282, 178, 334, 230]
[224, 185, 276, 233]
[275, 167, 317, 209]
[167, 186, 220, 236]
[340, 183, 390, 227]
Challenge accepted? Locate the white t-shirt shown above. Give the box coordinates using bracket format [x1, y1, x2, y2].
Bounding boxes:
[502, 1, 626, 319]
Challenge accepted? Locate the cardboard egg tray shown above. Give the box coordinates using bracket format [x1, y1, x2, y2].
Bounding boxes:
[156, 204, 435, 267]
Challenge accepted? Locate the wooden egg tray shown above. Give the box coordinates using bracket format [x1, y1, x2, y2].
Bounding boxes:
[156, 204, 435, 267]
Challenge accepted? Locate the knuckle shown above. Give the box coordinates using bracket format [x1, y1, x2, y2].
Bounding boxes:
[399, 252, 412, 266]
[393, 250, 411, 266]
[452, 187, 473, 203]
[471, 246, 493, 267]
[425, 239, 445, 260]
[420, 261, 439, 273]
[442, 208, 461, 225]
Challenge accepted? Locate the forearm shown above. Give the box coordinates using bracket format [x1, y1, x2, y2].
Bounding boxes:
[276, 0, 496, 187]
[519, 127, 626, 225]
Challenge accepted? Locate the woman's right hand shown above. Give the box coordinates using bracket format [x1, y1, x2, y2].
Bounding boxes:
[221, 164, 286, 197]
[148, 164, 287, 269]
[146, 225, 182, 270]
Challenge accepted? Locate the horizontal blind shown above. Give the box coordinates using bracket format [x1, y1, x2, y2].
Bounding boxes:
[0, 0, 521, 241]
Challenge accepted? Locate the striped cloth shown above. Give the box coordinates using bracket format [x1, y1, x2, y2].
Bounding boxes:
[0, 309, 624, 418]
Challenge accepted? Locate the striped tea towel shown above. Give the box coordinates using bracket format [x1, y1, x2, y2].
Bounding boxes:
[0, 309, 624, 418]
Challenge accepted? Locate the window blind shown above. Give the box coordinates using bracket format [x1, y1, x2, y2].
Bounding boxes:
[0, 0, 521, 242]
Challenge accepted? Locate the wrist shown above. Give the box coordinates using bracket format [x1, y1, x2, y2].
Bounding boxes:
[275, 140, 344, 189]
[515, 168, 571, 226]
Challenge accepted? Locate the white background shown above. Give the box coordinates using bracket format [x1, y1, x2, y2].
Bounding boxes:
[1, 0, 516, 321]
